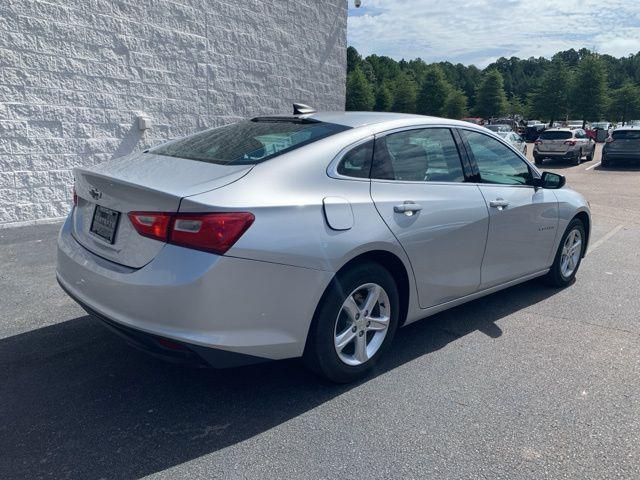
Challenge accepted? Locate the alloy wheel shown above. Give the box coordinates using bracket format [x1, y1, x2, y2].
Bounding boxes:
[560, 229, 582, 278]
[334, 283, 390, 366]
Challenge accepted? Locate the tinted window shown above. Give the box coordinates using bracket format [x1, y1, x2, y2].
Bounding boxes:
[151, 119, 350, 165]
[372, 128, 465, 182]
[460, 130, 532, 186]
[337, 141, 373, 178]
[539, 131, 573, 140]
[612, 130, 640, 140]
[575, 130, 586, 139]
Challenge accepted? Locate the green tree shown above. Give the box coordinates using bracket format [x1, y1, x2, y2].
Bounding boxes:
[345, 67, 375, 111]
[571, 55, 607, 126]
[507, 95, 526, 118]
[474, 69, 508, 119]
[530, 59, 571, 126]
[391, 73, 418, 113]
[346, 46, 361, 74]
[416, 66, 450, 116]
[374, 81, 393, 111]
[443, 89, 468, 119]
[607, 81, 640, 125]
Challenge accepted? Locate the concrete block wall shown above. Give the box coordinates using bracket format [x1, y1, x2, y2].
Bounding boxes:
[0, 0, 347, 226]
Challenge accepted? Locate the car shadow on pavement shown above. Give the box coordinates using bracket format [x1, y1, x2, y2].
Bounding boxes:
[0, 279, 561, 479]
[536, 160, 592, 170]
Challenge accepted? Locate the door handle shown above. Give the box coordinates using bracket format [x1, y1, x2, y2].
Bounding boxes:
[394, 202, 423, 215]
[489, 198, 509, 210]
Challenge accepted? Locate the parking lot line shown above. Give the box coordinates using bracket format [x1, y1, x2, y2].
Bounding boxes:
[585, 162, 601, 171]
[587, 224, 625, 255]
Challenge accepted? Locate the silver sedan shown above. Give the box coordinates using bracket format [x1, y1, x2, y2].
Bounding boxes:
[57, 109, 591, 382]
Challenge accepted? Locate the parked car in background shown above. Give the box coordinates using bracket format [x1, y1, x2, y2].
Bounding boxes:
[462, 117, 485, 125]
[524, 123, 546, 142]
[497, 130, 527, 155]
[490, 118, 523, 134]
[485, 124, 513, 133]
[566, 120, 586, 129]
[602, 126, 640, 168]
[591, 122, 613, 142]
[56, 109, 591, 383]
[534, 128, 596, 166]
[527, 120, 542, 126]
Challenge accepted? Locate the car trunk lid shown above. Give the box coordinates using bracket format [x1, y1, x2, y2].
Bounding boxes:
[72, 152, 252, 268]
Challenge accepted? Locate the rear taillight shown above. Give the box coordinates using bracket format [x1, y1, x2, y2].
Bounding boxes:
[128, 211, 254, 254]
[564, 140, 577, 146]
[128, 212, 172, 242]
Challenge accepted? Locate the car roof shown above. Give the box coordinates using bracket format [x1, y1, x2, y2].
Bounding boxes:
[274, 111, 476, 131]
[613, 125, 640, 131]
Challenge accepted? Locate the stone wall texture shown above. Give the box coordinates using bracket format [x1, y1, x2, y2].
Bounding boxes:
[0, 0, 347, 226]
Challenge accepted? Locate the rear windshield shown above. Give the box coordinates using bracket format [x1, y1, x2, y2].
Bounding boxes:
[539, 131, 572, 140]
[151, 119, 351, 165]
[612, 130, 640, 140]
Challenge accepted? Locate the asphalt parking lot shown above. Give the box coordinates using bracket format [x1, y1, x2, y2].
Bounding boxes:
[1, 143, 639, 479]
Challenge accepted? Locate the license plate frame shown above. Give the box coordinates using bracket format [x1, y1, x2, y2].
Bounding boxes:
[90, 205, 120, 244]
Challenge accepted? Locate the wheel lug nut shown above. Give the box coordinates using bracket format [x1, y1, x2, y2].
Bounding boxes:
[352, 326, 357, 333]
[359, 331, 364, 337]
[355, 313, 360, 320]
[367, 321, 371, 327]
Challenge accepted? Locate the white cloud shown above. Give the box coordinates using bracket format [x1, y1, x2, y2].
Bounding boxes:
[348, 0, 640, 66]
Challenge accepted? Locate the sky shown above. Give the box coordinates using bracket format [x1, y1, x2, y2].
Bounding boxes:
[347, 0, 640, 67]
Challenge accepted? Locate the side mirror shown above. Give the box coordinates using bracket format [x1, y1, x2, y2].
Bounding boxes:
[536, 171, 566, 189]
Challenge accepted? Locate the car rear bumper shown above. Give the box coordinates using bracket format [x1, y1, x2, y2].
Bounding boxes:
[56, 215, 333, 364]
[602, 151, 640, 161]
[534, 150, 580, 160]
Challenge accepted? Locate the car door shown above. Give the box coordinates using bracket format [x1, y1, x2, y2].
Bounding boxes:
[458, 128, 559, 288]
[369, 127, 489, 308]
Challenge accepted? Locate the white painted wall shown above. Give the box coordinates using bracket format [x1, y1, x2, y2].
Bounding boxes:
[0, 0, 347, 226]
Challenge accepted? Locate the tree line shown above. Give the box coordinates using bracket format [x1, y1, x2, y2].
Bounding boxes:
[346, 46, 640, 126]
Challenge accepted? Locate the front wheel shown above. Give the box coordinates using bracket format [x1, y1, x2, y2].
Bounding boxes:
[544, 218, 586, 287]
[304, 262, 399, 383]
[586, 146, 594, 161]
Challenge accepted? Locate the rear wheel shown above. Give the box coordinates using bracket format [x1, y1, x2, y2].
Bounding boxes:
[544, 218, 586, 287]
[534, 156, 544, 166]
[303, 262, 399, 383]
[572, 151, 581, 166]
[601, 155, 611, 168]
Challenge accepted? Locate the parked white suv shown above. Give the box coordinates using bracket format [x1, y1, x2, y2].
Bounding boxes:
[533, 128, 595, 166]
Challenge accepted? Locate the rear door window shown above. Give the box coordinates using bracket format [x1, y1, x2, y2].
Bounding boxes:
[612, 130, 640, 140]
[539, 131, 573, 140]
[151, 119, 351, 165]
[372, 128, 465, 182]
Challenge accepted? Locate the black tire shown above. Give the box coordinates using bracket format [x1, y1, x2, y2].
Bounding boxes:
[523, 145, 528, 156]
[544, 218, 586, 288]
[572, 151, 581, 166]
[586, 146, 594, 162]
[534, 156, 544, 167]
[303, 262, 400, 383]
[601, 155, 610, 168]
